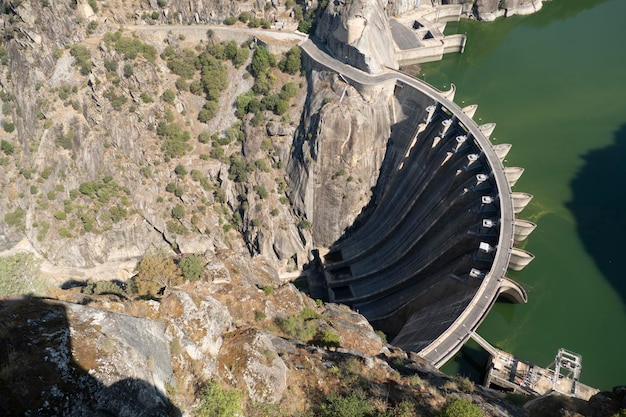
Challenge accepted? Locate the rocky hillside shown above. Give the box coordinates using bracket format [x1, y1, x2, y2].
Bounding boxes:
[0, 1, 624, 417]
[0, 0, 320, 281]
[2, 252, 625, 416]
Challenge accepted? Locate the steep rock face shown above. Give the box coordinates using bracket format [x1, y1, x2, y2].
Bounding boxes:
[315, 0, 398, 74]
[0, 298, 176, 416]
[288, 71, 392, 247]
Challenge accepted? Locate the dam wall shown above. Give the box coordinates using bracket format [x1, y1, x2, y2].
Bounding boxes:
[300, 39, 535, 367]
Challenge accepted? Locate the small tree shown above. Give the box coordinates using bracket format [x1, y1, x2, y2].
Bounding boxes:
[278, 46, 302, 75]
[171, 204, 185, 219]
[180, 254, 204, 281]
[131, 249, 183, 296]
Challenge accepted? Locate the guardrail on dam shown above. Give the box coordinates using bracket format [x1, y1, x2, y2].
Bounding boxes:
[301, 39, 535, 368]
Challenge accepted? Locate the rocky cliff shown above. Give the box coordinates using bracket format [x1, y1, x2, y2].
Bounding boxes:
[288, 69, 392, 247]
[314, 0, 398, 73]
[2, 251, 623, 416]
[0, 0, 313, 279]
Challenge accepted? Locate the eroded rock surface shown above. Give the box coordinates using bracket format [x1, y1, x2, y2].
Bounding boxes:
[315, 0, 398, 73]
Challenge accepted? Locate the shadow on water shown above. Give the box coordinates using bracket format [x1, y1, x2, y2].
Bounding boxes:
[567, 123, 626, 309]
[0, 297, 181, 417]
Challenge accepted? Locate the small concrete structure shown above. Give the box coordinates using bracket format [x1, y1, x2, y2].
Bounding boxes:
[390, 5, 467, 66]
[482, 343, 599, 401]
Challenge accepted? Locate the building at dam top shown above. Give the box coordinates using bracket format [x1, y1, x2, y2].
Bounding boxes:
[304, 0, 540, 372]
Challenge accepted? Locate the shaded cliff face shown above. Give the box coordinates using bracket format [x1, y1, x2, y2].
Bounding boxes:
[288, 70, 391, 247]
[314, 0, 398, 73]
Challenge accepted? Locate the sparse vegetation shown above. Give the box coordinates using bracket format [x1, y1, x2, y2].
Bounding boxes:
[0, 253, 46, 297]
[197, 381, 242, 417]
[438, 398, 483, 417]
[70, 44, 92, 75]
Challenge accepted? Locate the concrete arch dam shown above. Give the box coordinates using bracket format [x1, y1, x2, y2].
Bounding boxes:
[301, 40, 535, 367]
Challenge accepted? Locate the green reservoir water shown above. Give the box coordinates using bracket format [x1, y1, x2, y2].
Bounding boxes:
[419, 0, 626, 390]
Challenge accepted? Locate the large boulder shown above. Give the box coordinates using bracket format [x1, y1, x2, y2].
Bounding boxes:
[315, 0, 398, 74]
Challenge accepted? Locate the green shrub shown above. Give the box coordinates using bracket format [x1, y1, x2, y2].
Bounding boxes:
[317, 330, 340, 348]
[224, 16, 237, 25]
[319, 391, 375, 417]
[109, 206, 127, 223]
[233, 47, 249, 68]
[162, 89, 176, 104]
[297, 20, 313, 34]
[167, 219, 187, 235]
[438, 399, 483, 417]
[140, 92, 153, 103]
[254, 185, 268, 199]
[174, 164, 187, 177]
[103, 88, 127, 110]
[250, 46, 276, 77]
[198, 100, 219, 123]
[105, 31, 157, 62]
[238, 12, 251, 23]
[59, 228, 72, 238]
[1, 139, 14, 155]
[157, 121, 191, 158]
[70, 44, 92, 75]
[278, 46, 302, 75]
[198, 132, 211, 144]
[2, 121, 15, 133]
[171, 204, 185, 219]
[197, 381, 242, 417]
[453, 375, 475, 393]
[83, 280, 126, 296]
[4, 208, 25, 229]
[131, 249, 184, 296]
[179, 254, 204, 281]
[123, 63, 133, 78]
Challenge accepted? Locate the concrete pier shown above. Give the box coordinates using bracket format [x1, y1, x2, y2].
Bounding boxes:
[513, 219, 537, 242]
[509, 248, 535, 271]
[504, 167, 524, 187]
[493, 143, 512, 161]
[511, 192, 534, 214]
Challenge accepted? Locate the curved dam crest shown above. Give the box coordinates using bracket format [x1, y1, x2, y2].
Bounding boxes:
[300, 39, 534, 367]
